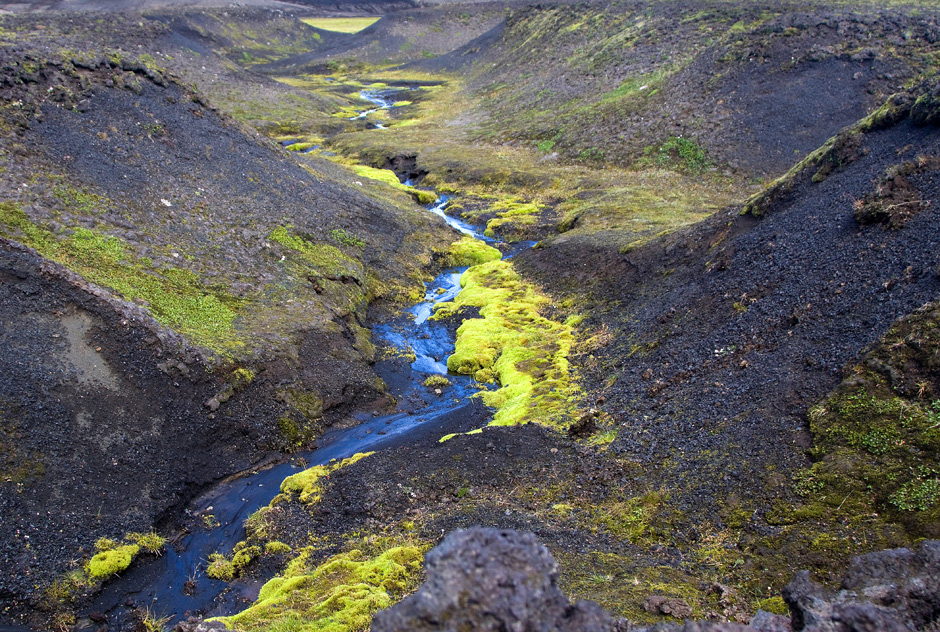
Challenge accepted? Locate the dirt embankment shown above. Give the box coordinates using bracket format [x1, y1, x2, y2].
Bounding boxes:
[518, 79, 940, 572]
[0, 239, 273, 625]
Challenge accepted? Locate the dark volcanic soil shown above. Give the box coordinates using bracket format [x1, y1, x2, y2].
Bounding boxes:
[0, 240, 273, 626]
[518, 87, 940, 547]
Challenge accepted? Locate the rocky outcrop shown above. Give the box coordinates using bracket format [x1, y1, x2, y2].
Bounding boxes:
[371, 528, 614, 632]
[373, 528, 940, 632]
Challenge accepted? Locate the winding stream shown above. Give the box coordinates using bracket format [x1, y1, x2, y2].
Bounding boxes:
[349, 87, 415, 128]
[91, 191, 512, 625]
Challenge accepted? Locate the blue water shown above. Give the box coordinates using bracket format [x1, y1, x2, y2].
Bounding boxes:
[91, 193, 504, 624]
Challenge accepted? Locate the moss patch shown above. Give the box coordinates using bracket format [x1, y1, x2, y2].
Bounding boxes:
[433, 259, 579, 430]
[214, 542, 425, 632]
[278, 452, 374, 505]
[0, 202, 244, 354]
[792, 302, 940, 537]
[438, 235, 501, 268]
[86, 544, 139, 579]
[352, 165, 437, 204]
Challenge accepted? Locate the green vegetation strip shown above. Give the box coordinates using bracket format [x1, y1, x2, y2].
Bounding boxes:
[205, 452, 431, 632]
[433, 258, 580, 429]
[0, 202, 243, 354]
[439, 235, 501, 268]
[352, 165, 437, 204]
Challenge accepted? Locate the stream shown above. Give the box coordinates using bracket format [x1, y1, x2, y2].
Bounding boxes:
[348, 87, 415, 128]
[90, 190, 517, 625]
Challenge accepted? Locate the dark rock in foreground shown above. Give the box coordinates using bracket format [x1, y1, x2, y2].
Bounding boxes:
[373, 528, 940, 632]
[372, 527, 613, 632]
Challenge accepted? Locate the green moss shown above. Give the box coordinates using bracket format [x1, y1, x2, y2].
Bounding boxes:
[432, 259, 579, 430]
[266, 541, 293, 556]
[758, 596, 789, 616]
[639, 136, 710, 172]
[86, 544, 139, 579]
[0, 203, 244, 354]
[598, 491, 662, 543]
[439, 236, 502, 268]
[280, 452, 374, 505]
[479, 198, 542, 241]
[423, 374, 452, 388]
[214, 543, 426, 632]
[126, 531, 166, 555]
[205, 541, 261, 582]
[206, 552, 236, 581]
[351, 165, 436, 204]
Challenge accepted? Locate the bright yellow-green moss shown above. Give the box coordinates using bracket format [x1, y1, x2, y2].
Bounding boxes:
[86, 544, 139, 579]
[214, 543, 425, 632]
[423, 374, 452, 388]
[439, 427, 483, 442]
[279, 452, 374, 505]
[440, 236, 501, 268]
[481, 198, 542, 239]
[352, 166, 437, 204]
[206, 552, 236, 581]
[266, 541, 293, 556]
[300, 17, 381, 33]
[208, 541, 263, 581]
[126, 531, 166, 555]
[433, 259, 579, 429]
[0, 203, 243, 354]
[758, 596, 789, 616]
[269, 225, 362, 278]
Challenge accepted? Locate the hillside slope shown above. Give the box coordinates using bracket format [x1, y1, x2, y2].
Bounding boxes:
[0, 12, 459, 626]
[413, 0, 940, 176]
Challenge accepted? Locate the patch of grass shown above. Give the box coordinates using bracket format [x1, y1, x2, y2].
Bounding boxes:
[433, 259, 579, 430]
[559, 552, 705, 623]
[423, 374, 452, 388]
[598, 491, 662, 543]
[213, 540, 426, 632]
[301, 17, 381, 34]
[126, 531, 166, 555]
[639, 136, 710, 173]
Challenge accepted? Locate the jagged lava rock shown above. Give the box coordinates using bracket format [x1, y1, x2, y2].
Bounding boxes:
[371, 527, 613, 632]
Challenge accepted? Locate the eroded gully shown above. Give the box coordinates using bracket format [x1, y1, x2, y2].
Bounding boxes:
[89, 96, 530, 624]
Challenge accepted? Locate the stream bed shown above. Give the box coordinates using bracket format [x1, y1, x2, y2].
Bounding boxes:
[89, 192, 513, 626]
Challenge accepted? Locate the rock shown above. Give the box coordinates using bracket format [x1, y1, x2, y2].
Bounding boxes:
[374, 530, 940, 632]
[642, 595, 694, 619]
[749, 610, 792, 632]
[371, 527, 613, 632]
[173, 616, 228, 632]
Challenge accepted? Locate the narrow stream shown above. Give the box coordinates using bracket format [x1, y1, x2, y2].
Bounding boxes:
[349, 88, 414, 128]
[91, 192, 512, 625]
